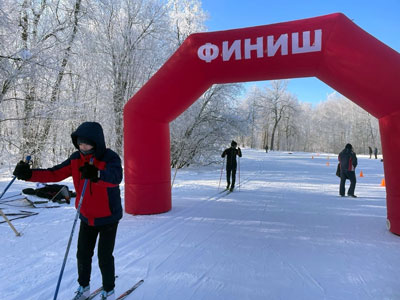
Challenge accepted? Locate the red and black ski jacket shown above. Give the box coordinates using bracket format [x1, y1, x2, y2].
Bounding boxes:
[29, 122, 123, 226]
[338, 148, 358, 172]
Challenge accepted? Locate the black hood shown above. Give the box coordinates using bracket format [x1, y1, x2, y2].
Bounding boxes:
[71, 122, 106, 158]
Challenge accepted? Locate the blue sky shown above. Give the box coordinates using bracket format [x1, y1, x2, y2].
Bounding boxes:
[200, 0, 400, 105]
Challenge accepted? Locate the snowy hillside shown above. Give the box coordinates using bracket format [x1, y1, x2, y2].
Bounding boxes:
[1, 149, 398, 300]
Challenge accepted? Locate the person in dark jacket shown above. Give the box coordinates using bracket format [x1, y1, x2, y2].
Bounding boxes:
[374, 147, 378, 159]
[368, 146, 373, 159]
[13, 122, 122, 300]
[338, 143, 358, 198]
[221, 140, 242, 191]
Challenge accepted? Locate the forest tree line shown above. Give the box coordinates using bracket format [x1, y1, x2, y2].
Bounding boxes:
[0, 0, 380, 169]
[237, 81, 380, 158]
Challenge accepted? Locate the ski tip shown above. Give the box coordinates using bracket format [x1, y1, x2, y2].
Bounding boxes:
[133, 279, 144, 286]
[115, 279, 144, 300]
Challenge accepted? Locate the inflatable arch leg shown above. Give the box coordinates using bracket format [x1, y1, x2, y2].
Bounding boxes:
[380, 112, 400, 234]
[124, 115, 171, 214]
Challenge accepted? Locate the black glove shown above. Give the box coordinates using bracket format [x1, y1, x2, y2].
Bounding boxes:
[79, 162, 99, 182]
[13, 161, 32, 180]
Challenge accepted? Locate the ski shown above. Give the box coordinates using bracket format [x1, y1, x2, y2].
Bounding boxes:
[87, 275, 119, 299]
[0, 197, 27, 204]
[87, 286, 103, 300]
[0, 212, 38, 224]
[0, 193, 22, 200]
[115, 279, 144, 300]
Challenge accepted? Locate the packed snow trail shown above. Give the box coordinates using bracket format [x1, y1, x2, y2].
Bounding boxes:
[1, 150, 399, 299]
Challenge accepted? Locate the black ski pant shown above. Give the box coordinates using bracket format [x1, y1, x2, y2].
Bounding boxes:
[77, 221, 118, 292]
[226, 167, 237, 188]
[339, 170, 356, 196]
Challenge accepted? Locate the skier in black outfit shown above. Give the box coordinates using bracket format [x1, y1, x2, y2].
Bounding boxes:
[221, 140, 242, 191]
[338, 143, 358, 197]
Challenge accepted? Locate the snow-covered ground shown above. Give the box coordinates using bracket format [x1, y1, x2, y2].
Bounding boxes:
[1, 149, 398, 300]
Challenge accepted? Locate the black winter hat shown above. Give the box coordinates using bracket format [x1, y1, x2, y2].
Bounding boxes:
[71, 122, 106, 159]
[345, 143, 353, 150]
[231, 140, 237, 147]
[77, 136, 95, 147]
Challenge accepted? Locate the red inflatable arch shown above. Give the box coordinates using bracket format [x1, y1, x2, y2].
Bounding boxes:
[124, 13, 400, 234]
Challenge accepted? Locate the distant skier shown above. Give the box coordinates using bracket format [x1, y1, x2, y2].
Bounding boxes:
[374, 147, 378, 159]
[338, 143, 358, 198]
[265, 145, 269, 153]
[13, 122, 122, 300]
[368, 146, 372, 159]
[221, 140, 242, 192]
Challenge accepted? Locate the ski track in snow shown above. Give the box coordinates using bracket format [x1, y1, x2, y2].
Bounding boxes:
[1, 150, 400, 299]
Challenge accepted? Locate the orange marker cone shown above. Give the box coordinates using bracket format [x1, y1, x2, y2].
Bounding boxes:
[312, 156, 314, 159]
[326, 162, 330, 166]
[381, 178, 386, 187]
[359, 171, 364, 177]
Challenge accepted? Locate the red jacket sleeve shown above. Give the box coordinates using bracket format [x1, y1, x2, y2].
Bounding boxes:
[29, 158, 72, 183]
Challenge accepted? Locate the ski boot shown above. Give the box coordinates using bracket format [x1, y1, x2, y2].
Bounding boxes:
[72, 285, 90, 300]
[100, 289, 115, 300]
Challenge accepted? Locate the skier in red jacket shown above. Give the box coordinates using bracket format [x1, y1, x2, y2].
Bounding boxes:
[338, 143, 358, 198]
[13, 122, 122, 300]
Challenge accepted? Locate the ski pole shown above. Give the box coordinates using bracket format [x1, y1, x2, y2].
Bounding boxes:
[0, 208, 21, 236]
[238, 156, 240, 192]
[0, 155, 31, 237]
[218, 157, 225, 190]
[171, 163, 179, 188]
[53, 158, 93, 300]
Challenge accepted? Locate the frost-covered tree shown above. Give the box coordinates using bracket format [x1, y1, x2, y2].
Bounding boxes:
[238, 81, 380, 155]
[246, 81, 298, 150]
[82, 0, 170, 155]
[167, 0, 207, 46]
[1, 0, 86, 166]
[265, 81, 297, 151]
[170, 83, 243, 168]
[313, 93, 380, 154]
[238, 86, 264, 148]
[1, 0, 204, 166]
